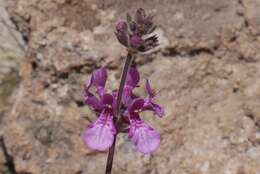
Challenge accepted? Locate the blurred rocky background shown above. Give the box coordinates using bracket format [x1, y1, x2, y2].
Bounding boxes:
[0, 0, 260, 173]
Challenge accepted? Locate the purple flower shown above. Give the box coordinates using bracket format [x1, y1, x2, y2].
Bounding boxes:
[115, 8, 158, 52]
[83, 67, 164, 154]
[127, 98, 160, 154]
[83, 69, 116, 151]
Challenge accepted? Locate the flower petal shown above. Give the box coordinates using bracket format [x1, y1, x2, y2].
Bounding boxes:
[83, 111, 116, 151]
[129, 120, 160, 154]
[143, 99, 165, 118]
[85, 68, 107, 97]
[92, 68, 107, 88]
[150, 102, 165, 117]
[129, 98, 144, 113]
[101, 93, 114, 106]
[84, 92, 103, 111]
[126, 67, 140, 88]
[121, 67, 141, 106]
[122, 85, 135, 106]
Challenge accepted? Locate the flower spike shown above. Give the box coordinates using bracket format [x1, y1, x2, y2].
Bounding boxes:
[115, 8, 159, 52]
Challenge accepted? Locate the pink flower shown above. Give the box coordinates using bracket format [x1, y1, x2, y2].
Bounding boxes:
[83, 67, 164, 154]
[127, 98, 160, 154]
[83, 68, 116, 151]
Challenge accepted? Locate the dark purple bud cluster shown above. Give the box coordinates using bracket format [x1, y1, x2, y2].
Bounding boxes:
[115, 8, 158, 52]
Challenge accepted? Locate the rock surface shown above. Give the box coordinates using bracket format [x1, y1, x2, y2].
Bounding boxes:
[0, 0, 26, 173]
[0, 0, 26, 113]
[1, 0, 260, 174]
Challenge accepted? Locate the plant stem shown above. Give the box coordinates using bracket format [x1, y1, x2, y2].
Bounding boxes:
[105, 52, 133, 174]
[105, 134, 117, 174]
[115, 52, 133, 121]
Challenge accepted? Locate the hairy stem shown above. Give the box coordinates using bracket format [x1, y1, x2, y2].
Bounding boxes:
[105, 52, 133, 174]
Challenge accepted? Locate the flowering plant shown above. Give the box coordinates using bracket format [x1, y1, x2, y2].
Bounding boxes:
[83, 8, 164, 174]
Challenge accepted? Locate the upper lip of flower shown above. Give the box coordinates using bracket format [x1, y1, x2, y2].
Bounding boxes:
[84, 68, 116, 115]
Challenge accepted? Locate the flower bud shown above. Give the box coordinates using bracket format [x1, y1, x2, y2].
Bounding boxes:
[115, 21, 129, 47]
[130, 35, 143, 48]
